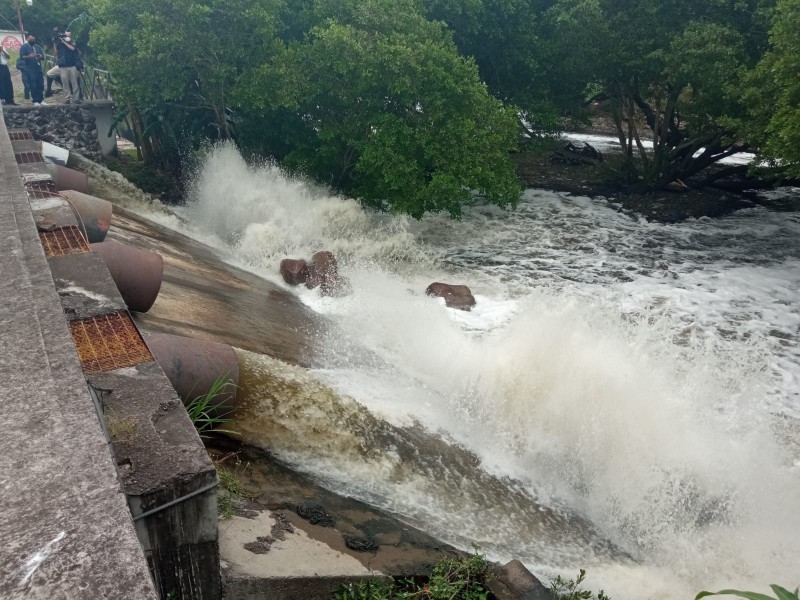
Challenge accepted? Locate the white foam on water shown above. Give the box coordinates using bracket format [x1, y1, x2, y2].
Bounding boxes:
[563, 133, 757, 165]
[164, 143, 800, 599]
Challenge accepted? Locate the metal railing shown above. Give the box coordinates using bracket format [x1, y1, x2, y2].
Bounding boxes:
[80, 65, 112, 101]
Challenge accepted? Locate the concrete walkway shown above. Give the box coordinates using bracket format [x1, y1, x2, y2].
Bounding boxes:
[0, 114, 156, 598]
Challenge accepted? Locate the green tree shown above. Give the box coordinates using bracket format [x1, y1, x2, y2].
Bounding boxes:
[87, 0, 522, 217]
[3, 0, 90, 40]
[428, 0, 788, 190]
[239, 0, 522, 218]
[422, 0, 588, 132]
[88, 0, 284, 169]
[748, 0, 800, 177]
[541, 0, 776, 189]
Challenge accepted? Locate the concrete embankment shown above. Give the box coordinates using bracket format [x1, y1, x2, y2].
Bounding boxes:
[0, 116, 156, 598]
[0, 115, 221, 599]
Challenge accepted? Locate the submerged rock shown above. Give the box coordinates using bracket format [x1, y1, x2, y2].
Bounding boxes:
[425, 282, 476, 311]
[306, 251, 350, 297]
[280, 258, 309, 286]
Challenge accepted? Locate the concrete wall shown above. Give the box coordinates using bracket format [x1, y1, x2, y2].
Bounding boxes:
[0, 114, 222, 599]
[0, 111, 156, 599]
[87, 100, 116, 156]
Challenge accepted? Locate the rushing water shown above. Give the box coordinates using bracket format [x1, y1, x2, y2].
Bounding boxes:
[158, 144, 800, 598]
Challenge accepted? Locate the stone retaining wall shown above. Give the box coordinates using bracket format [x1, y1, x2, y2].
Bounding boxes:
[3, 104, 103, 161]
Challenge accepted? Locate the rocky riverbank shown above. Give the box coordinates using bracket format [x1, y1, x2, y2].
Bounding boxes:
[512, 149, 757, 222]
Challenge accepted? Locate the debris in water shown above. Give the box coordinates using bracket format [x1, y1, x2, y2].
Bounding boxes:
[344, 535, 379, 553]
[295, 503, 335, 527]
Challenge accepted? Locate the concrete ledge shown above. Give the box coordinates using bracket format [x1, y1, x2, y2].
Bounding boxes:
[0, 107, 156, 599]
[88, 362, 220, 600]
[49, 251, 127, 319]
[2, 116, 222, 599]
[29, 196, 77, 231]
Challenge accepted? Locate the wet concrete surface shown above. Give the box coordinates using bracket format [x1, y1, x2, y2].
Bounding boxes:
[106, 206, 323, 366]
[211, 446, 461, 577]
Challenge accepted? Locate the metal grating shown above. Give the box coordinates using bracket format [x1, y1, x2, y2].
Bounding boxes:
[8, 130, 33, 140]
[69, 312, 154, 373]
[15, 151, 44, 164]
[25, 179, 59, 193]
[27, 189, 63, 200]
[39, 226, 90, 257]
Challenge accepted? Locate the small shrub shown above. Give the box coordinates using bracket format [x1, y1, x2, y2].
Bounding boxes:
[334, 551, 492, 599]
[549, 569, 610, 600]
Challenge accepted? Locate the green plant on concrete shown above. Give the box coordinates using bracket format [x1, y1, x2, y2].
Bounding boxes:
[216, 465, 245, 519]
[549, 569, 610, 600]
[695, 586, 800, 600]
[185, 374, 236, 439]
[334, 551, 492, 599]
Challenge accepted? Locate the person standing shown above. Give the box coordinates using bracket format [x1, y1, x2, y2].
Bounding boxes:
[19, 32, 45, 105]
[54, 31, 80, 101]
[0, 47, 16, 105]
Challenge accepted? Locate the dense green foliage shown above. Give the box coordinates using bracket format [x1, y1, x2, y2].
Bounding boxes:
[1, 0, 89, 39]
[427, 0, 781, 187]
[87, 0, 521, 217]
[748, 0, 800, 178]
[75, 0, 800, 212]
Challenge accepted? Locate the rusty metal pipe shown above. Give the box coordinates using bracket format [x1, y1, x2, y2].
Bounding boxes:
[60, 190, 112, 243]
[46, 164, 90, 193]
[90, 240, 164, 313]
[143, 332, 239, 408]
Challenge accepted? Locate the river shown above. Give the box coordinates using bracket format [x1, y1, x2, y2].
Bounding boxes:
[140, 143, 800, 599]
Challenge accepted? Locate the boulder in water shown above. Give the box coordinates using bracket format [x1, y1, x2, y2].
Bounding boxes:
[306, 250, 350, 296]
[425, 282, 476, 311]
[280, 258, 309, 286]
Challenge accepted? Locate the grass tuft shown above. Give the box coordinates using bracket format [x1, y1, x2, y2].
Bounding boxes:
[186, 373, 237, 439]
[216, 465, 246, 519]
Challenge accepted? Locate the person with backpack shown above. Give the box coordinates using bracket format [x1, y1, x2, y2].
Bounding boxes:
[0, 46, 16, 105]
[19, 32, 45, 105]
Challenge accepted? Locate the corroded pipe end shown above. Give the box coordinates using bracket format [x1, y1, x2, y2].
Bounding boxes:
[90, 240, 164, 313]
[143, 332, 239, 409]
[61, 190, 112, 243]
[47, 164, 89, 193]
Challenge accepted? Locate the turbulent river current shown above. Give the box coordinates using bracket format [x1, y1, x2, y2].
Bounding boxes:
[147, 144, 800, 598]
